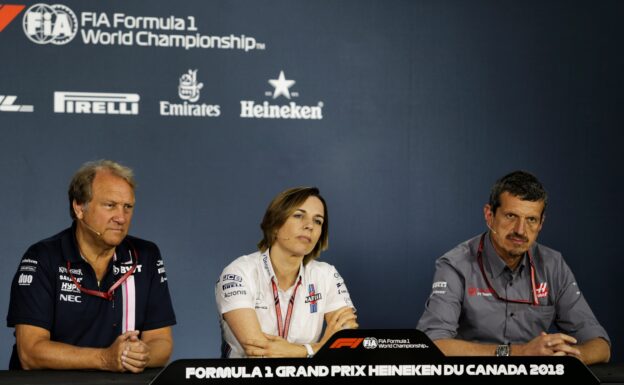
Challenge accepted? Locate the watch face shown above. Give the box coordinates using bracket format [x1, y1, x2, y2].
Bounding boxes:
[496, 344, 510, 357]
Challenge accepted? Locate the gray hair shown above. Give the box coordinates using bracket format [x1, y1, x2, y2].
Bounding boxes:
[68, 160, 135, 220]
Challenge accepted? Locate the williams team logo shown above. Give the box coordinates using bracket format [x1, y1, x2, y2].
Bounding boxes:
[240, 70, 324, 120]
[304, 283, 322, 313]
[22, 3, 77, 45]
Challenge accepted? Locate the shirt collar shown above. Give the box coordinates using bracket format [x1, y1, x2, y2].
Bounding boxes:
[61, 221, 132, 266]
[483, 232, 529, 278]
[260, 249, 304, 287]
[61, 222, 83, 263]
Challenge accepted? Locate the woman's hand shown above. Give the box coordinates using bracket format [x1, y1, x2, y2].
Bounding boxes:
[320, 307, 358, 345]
[244, 334, 307, 358]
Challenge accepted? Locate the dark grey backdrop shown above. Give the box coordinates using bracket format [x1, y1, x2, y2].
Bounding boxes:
[1, 0, 622, 366]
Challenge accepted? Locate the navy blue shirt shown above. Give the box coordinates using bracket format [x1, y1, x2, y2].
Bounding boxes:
[7, 224, 176, 369]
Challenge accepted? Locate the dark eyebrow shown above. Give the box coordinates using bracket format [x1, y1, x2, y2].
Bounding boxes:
[295, 208, 324, 219]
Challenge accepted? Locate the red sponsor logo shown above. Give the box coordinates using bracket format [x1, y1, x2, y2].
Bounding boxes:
[0, 4, 25, 32]
[329, 338, 363, 349]
[536, 282, 548, 298]
[467, 287, 493, 297]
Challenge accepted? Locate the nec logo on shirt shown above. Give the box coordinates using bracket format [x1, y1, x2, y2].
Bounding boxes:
[59, 294, 81, 303]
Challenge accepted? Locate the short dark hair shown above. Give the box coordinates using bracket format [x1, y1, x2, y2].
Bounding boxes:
[257, 187, 329, 265]
[489, 170, 547, 217]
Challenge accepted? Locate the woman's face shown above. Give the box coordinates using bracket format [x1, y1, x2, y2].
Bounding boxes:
[272, 196, 325, 258]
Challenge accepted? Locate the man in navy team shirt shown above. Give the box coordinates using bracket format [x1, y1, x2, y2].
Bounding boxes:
[7, 160, 176, 372]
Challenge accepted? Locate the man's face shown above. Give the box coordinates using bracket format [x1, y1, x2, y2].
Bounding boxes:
[75, 171, 135, 248]
[484, 191, 545, 261]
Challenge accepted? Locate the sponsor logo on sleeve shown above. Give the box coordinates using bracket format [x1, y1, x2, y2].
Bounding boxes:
[223, 289, 246, 298]
[222, 282, 243, 291]
[222, 274, 242, 282]
[431, 281, 447, 295]
[18, 273, 33, 286]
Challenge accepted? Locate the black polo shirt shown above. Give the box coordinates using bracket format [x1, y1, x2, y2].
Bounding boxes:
[7, 224, 176, 369]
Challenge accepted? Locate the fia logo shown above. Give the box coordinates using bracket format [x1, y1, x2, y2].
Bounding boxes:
[362, 337, 378, 349]
[22, 3, 77, 45]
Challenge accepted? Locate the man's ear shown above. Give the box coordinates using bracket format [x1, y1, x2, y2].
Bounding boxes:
[483, 204, 494, 227]
[72, 200, 84, 220]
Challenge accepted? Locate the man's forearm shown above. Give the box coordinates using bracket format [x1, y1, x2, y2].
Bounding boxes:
[434, 339, 498, 356]
[145, 338, 173, 367]
[577, 338, 610, 365]
[19, 340, 107, 370]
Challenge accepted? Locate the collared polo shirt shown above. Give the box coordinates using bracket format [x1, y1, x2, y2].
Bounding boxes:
[7, 225, 176, 369]
[215, 250, 355, 358]
[417, 233, 610, 345]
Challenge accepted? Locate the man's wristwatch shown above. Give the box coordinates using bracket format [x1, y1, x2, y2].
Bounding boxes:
[303, 343, 314, 358]
[495, 344, 510, 357]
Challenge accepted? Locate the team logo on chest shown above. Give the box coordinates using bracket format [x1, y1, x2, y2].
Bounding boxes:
[536, 282, 548, 298]
[304, 283, 322, 313]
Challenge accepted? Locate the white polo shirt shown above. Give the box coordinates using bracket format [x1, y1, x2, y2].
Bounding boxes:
[215, 250, 355, 358]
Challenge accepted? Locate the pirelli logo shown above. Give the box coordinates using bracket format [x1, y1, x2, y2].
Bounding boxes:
[54, 91, 140, 115]
[329, 338, 364, 349]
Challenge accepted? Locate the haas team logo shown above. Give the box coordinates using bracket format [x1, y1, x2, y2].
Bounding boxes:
[536, 282, 549, 298]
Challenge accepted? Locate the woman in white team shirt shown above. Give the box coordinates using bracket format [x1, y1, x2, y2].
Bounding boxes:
[216, 187, 357, 358]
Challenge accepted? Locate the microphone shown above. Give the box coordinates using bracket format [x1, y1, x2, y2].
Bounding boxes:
[80, 219, 103, 237]
[487, 223, 497, 235]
